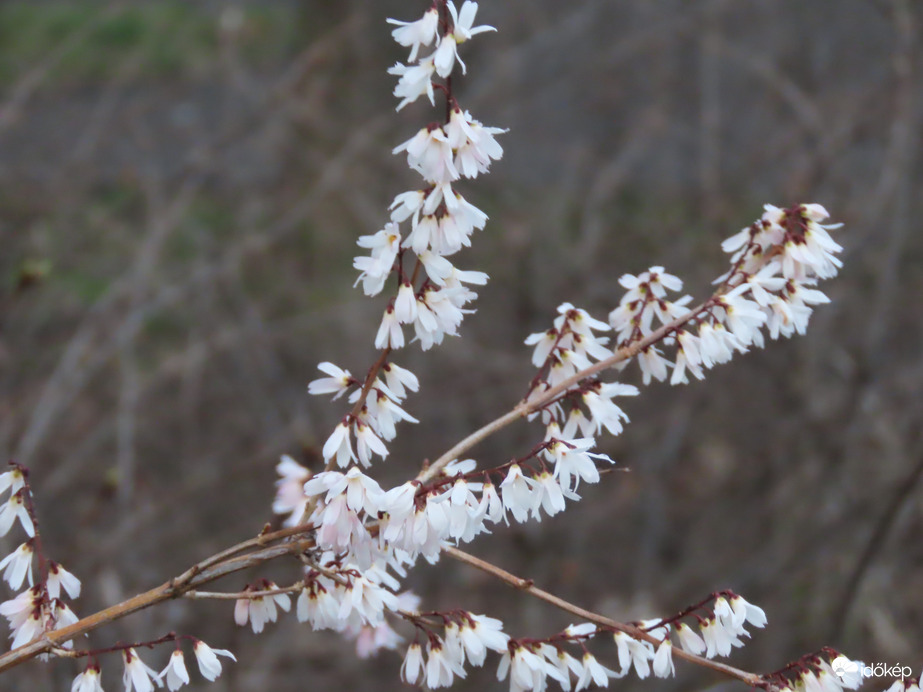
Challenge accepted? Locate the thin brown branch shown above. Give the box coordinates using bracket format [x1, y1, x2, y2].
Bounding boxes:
[444, 546, 774, 690]
[184, 585, 303, 600]
[0, 530, 317, 674]
[418, 301, 709, 483]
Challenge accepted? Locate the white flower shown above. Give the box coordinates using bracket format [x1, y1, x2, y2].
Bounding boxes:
[719, 288, 767, 347]
[419, 250, 455, 286]
[193, 640, 237, 682]
[450, 1, 496, 43]
[46, 561, 81, 600]
[71, 667, 104, 692]
[0, 585, 40, 632]
[533, 471, 573, 518]
[700, 617, 733, 658]
[159, 650, 190, 691]
[401, 641, 425, 684]
[389, 57, 437, 111]
[582, 383, 638, 436]
[545, 438, 610, 492]
[0, 468, 25, 498]
[426, 640, 467, 688]
[442, 478, 479, 539]
[273, 455, 310, 526]
[394, 281, 418, 324]
[354, 223, 401, 296]
[674, 622, 706, 654]
[312, 494, 370, 555]
[322, 420, 355, 468]
[478, 480, 506, 524]
[122, 648, 163, 692]
[575, 652, 617, 691]
[459, 614, 509, 667]
[728, 593, 767, 630]
[613, 632, 654, 678]
[525, 328, 558, 367]
[375, 306, 405, 349]
[366, 390, 418, 441]
[652, 640, 675, 678]
[296, 581, 339, 630]
[341, 467, 384, 516]
[234, 585, 290, 634]
[0, 541, 33, 590]
[380, 362, 419, 399]
[390, 190, 426, 226]
[498, 644, 567, 692]
[52, 601, 79, 632]
[307, 362, 353, 399]
[499, 464, 539, 523]
[394, 125, 459, 183]
[387, 7, 439, 62]
[446, 107, 506, 178]
[0, 491, 34, 537]
[433, 33, 461, 78]
[355, 420, 389, 467]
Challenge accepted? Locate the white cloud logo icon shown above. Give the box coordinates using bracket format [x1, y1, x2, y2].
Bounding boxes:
[831, 656, 859, 678]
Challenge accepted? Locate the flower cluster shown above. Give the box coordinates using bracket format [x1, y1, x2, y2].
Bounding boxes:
[288, 0, 507, 655]
[522, 204, 843, 400]
[0, 464, 240, 692]
[308, 360, 420, 470]
[762, 649, 869, 692]
[0, 466, 81, 650]
[115, 640, 236, 692]
[355, 0, 504, 356]
[401, 611, 510, 688]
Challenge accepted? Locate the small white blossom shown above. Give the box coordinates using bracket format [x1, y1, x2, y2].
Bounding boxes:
[575, 652, 618, 691]
[613, 632, 654, 679]
[159, 650, 190, 691]
[354, 223, 401, 296]
[380, 362, 419, 399]
[498, 643, 567, 692]
[388, 7, 439, 62]
[499, 464, 539, 523]
[401, 641, 425, 684]
[308, 362, 353, 399]
[322, 420, 355, 468]
[458, 614, 509, 667]
[674, 622, 706, 654]
[193, 640, 237, 682]
[426, 639, 467, 688]
[0, 541, 33, 590]
[0, 468, 26, 498]
[375, 306, 405, 349]
[394, 126, 459, 183]
[46, 561, 81, 600]
[71, 667, 104, 692]
[652, 640, 675, 678]
[122, 648, 163, 692]
[273, 455, 311, 527]
[389, 57, 437, 111]
[0, 491, 34, 538]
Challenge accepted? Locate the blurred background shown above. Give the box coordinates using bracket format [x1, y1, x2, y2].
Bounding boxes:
[0, 0, 920, 689]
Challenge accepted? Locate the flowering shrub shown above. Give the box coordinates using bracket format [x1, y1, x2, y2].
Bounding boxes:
[0, 3, 917, 692]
